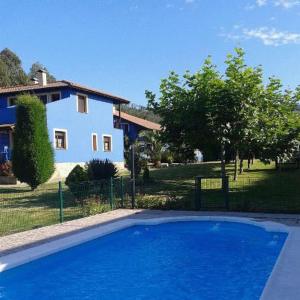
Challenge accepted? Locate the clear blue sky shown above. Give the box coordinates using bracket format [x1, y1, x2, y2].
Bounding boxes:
[0, 0, 299, 105]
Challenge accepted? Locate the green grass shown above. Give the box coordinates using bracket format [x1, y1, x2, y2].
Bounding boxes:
[0, 161, 299, 237]
[139, 161, 300, 213]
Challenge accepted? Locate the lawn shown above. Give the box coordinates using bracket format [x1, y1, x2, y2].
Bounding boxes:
[139, 161, 300, 212]
[0, 160, 299, 237]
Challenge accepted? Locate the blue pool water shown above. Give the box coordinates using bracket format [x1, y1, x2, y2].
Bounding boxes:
[0, 221, 287, 300]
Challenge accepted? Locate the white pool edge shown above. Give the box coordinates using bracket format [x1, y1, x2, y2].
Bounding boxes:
[0, 216, 299, 300]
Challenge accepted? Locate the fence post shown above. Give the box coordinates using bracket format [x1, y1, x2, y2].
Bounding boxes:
[194, 176, 202, 210]
[59, 181, 64, 223]
[131, 144, 136, 209]
[120, 176, 124, 208]
[109, 177, 114, 209]
[223, 176, 229, 209]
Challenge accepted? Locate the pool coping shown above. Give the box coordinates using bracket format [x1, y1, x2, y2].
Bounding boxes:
[0, 215, 299, 300]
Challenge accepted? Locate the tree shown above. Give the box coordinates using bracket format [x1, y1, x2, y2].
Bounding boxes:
[147, 47, 300, 178]
[28, 62, 56, 83]
[223, 48, 264, 179]
[12, 95, 54, 189]
[0, 48, 28, 87]
[147, 58, 230, 177]
[138, 130, 162, 167]
[258, 78, 300, 167]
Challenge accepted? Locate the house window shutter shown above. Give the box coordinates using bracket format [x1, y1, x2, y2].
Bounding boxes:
[77, 95, 87, 113]
[92, 134, 98, 151]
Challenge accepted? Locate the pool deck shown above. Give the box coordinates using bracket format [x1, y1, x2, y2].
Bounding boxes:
[0, 209, 300, 300]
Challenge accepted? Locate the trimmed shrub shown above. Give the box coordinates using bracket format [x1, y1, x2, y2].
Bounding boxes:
[0, 161, 13, 176]
[86, 159, 118, 181]
[12, 94, 54, 189]
[65, 165, 88, 187]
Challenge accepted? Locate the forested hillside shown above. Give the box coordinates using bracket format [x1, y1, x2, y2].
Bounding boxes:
[0, 48, 55, 87]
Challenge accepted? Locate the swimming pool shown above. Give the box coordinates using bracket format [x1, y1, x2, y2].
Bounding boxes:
[0, 220, 287, 300]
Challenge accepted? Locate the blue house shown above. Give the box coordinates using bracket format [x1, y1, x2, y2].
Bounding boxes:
[0, 70, 129, 180]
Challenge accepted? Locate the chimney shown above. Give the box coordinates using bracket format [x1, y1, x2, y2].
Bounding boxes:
[37, 69, 47, 86]
[31, 77, 39, 85]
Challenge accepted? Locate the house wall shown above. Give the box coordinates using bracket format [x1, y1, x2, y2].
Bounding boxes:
[115, 118, 142, 142]
[47, 88, 124, 165]
[0, 88, 125, 179]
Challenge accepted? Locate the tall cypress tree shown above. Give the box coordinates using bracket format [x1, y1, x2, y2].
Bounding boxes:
[12, 95, 54, 189]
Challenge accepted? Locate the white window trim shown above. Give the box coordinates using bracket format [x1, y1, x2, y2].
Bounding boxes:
[76, 93, 89, 113]
[7, 97, 17, 107]
[102, 134, 112, 152]
[91, 133, 98, 151]
[53, 128, 68, 150]
[36, 91, 61, 104]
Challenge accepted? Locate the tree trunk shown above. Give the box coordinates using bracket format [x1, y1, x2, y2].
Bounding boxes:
[247, 154, 251, 169]
[275, 157, 279, 170]
[220, 143, 226, 178]
[233, 149, 239, 181]
[220, 143, 226, 191]
[239, 158, 244, 174]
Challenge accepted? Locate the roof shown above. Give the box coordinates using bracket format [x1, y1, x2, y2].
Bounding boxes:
[114, 111, 161, 131]
[0, 80, 129, 104]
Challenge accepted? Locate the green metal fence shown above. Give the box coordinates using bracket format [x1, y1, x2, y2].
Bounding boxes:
[0, 177, 135, 237]
[1, 174, 299, 237]
[194, 176, 300, 213]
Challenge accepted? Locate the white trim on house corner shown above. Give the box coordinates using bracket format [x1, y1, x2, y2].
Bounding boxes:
[91, 133, 98, 151]
[102, 134, 113, 152]
[53, 128, 68, 150]
[76, 93, 89, 114]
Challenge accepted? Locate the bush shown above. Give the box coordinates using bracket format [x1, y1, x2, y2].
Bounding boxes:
[0, 161, 13, 176]
[161, 150, 174, 164]
[65, 165, 88, 187]
[142, 167, 150, 182]
[127, 145, 146, 177]
[12, 95, 54, 189]
[86, 159, 118, 181]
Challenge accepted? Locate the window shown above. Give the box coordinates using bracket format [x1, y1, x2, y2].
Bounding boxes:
[92, 133, 98, 151]
[54, 130, 67, 150]
[103, 135, 112, 152]
[7, 97, 17, 107]
[37, 94, 48, 104]
[50, 93, 60, 102]
[77, 94, 88, 113]
[36, 92, 61, 104]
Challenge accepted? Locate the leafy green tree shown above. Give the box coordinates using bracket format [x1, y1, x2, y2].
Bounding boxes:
[0, 48, 28, 87]
[147, 47, 300, 177]
[28, 62, 56, 83]
[12, 95, 54, 189]
[258, 78, 300, 168]
[224, 48, 264, 179]
[138, 130, 162, 167]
